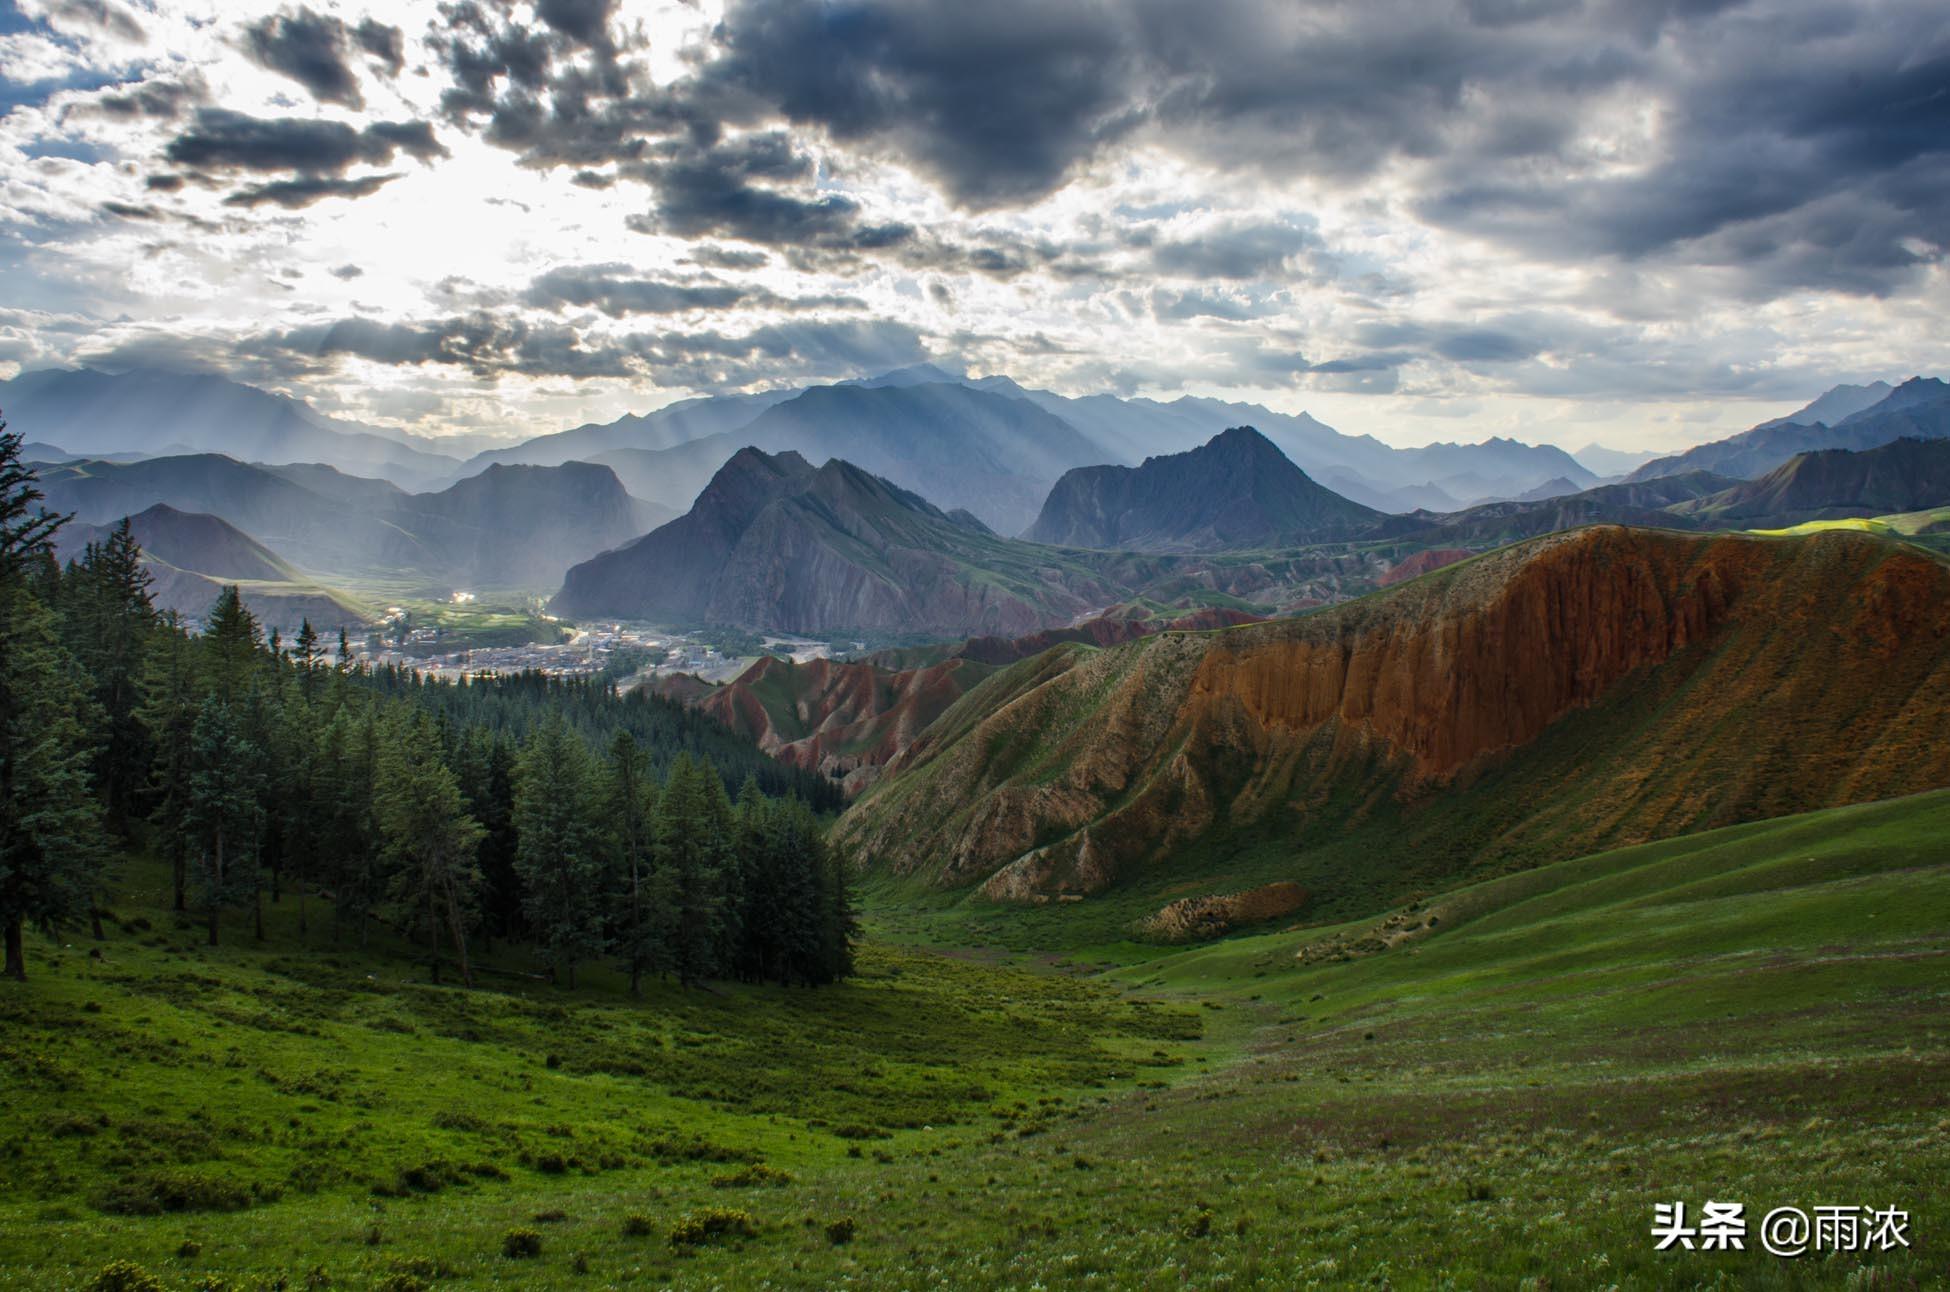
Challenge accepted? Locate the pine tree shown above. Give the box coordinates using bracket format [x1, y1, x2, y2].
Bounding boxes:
[200, 586, 261, 703]
[185, 695, 265, 947]
[512, 716, 605, 988]
[654, 754, 727, 986]
[375, 712, 485, 986]
[135, 616, 200, 912]
[0, 580, 107, 980]
[604, 731, 659, 995]
[0, 424, 106, 980]
[67, 519, 158, 830]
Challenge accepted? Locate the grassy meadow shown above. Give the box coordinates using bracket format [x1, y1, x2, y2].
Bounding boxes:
[5, 791, 1948, 1289]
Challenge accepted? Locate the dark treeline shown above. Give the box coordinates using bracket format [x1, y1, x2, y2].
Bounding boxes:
[0, 424, 856, 990]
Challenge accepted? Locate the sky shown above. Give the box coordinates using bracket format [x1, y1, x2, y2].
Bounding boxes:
[0, 0, 1946, 453]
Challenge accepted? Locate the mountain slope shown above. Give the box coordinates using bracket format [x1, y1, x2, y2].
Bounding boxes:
[1024, 427, 1385, 550]
[1675, 438, 1950, 527]
[1, 367, 463, 489]
[57, 504, 368, 629]
[462, 389, 794, 471]
[835, 525, 1950, 915]
[551, 448, 1153, 636]
[36, 454, 648, 590]
[1632, 377, 1950, 482]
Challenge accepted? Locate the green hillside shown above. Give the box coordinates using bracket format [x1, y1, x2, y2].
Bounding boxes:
[4, 791, 1945, 1288]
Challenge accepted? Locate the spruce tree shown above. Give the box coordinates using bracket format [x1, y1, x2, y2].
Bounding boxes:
[604, 731, 659, 995]
[135, 615, 200, 911]
[0, 425, 106, 979]
[654, 755, 727, 986]
[512, 716, 605, 987]
[0, 580, 107, 980]
[185, 694, 265, 947]
[375, 712, 485, 986]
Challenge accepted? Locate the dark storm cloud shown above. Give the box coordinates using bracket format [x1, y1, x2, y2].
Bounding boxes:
[80, 76, 206, 121]
[522, 265, 748, 316]
[242, 8, 367, 107]
[164, 110, 446, 175]
[330, 264, 364, 280]
[1142, 220, 1323, 281]
[47, 0, 146, 43]
[523, 264, 867, 318]
[688, 0, 1144, 210]
[1415, 7, 1950, 295]
[224, 173, 401, 210]
[238, 312, 928, 385]
[353, 19, 406, 76]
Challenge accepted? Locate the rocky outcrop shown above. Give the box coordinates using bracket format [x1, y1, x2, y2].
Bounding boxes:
[1378, 548, 1472, 586]
[700, 654, 992, 796]
[835, 526, 1950, 905]
[1139, 882, 1309, 941]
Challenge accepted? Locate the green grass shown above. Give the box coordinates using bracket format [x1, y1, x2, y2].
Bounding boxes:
[6, 791, 1948, 1288]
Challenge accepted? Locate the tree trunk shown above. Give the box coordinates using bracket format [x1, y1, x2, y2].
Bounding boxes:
[4, 918, 24, 981]
[426, 888, 440, 984]
[173, 853, 186, 912]
[208, 831, 223, 948]
[91, 906, 106, 941]
[629, 854, 642, 998]
[442, 877, 474, 989]
[253, 868, 265, 942]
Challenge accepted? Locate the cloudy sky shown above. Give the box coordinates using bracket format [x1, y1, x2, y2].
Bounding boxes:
[1, 0, 1945, 452]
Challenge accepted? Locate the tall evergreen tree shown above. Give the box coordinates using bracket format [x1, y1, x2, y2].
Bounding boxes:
[654, 754, 728, 986]
[513, 716, 605, 987]
[0, 423, 106, 980]
[185, 694, 265, 947]
[0, 580, 107, 980]
[135, 616, 199, 912]
[61, 519, 157, 830]
[603, 731, 659, 995]
[375, 712, 485, 986]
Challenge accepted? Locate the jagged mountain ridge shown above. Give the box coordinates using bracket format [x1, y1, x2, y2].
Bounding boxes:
[1631, 377, 1950, 482]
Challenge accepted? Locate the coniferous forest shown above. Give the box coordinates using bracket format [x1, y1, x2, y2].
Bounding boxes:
[0, 424, 856, 992]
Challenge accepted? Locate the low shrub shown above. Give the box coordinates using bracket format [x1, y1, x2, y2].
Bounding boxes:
[501, 1228, 543, 1259]
[620, 1214, 654, 1237]
[668, 1207, 757, 1248]
[88, 1262, 162, 1292]
[825, 1216, 856, 1246]
[95, 1170, 252, 1216]
[710, 1163, 792, 1189]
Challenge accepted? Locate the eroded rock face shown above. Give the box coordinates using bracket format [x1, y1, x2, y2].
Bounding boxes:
[1140, 882, 1310, 941]
[1378, 548, 1472, 587]
[700, 654, 986, 795]
[835, 526, 1950, 903]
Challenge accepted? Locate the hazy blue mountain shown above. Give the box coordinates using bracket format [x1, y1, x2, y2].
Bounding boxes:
[1631, 378, 1950, 482]
[1571, 442, 1661, 477]
[1, 367, 464, 489]
[1025, 427, 1385, 550]
[1777, 381, 1894, 427]
[1673, 437, 1950, 527]
[462, 389, 797, 471]
[35, 454, 652, 590]
[552, 447, 1141, 635]
[56, 503, 368, 630]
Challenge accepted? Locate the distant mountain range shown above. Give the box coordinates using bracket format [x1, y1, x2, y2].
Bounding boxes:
[1674, 437, 1950, 528]
[0, 367, 467, 489]
[1630, 377, 1948, 482]
[1025, 427, 1385, 549]
[37, 454, 659, 591]
[552, 447, 1144, 636]
[57, 504, 367, 630]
